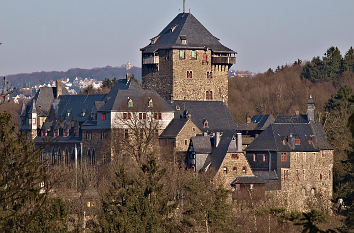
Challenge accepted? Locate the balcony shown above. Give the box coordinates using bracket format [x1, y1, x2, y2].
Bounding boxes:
[211, 56, 236, 65]
[143, 56, 159, 65]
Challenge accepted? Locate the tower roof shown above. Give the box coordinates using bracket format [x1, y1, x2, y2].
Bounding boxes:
[141, 13, 236, 54]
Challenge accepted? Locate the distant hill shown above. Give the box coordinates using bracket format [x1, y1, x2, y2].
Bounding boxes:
[6, 65, 142, 88]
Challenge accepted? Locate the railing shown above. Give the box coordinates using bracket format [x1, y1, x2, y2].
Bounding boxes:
[211, 56, 236, 65]
[143, 56, 159, 65]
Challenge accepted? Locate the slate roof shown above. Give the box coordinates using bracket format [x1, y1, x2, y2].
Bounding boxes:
[231, 176, 265, 185]
[52, 94, 106, 123]
[172, 101, 236, 132]
[274, 114, 309, 124]
[141, 13, 235, 54]
[159, 117, 189, 138]
[99, 79, 173, 112]
[22, 86, 70, 117]
[235, 114, 274, 131]
[190, 136, 212, 154]
[253, 171, 279, 180]
[246, 119, 332, 152]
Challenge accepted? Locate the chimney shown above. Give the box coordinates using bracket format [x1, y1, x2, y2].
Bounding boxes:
[307, 95, 315, 122]
[237, 133, 242, 152]
[215, 132, 221, 147]
[126, 73, 131, 84]
[56, 80, 62, 98]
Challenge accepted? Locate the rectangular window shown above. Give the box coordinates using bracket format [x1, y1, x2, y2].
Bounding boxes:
[32, 118, 36, 125]
[303, 152, 306, 162]
[223, 167, 228, 174]
[123, 113, 128, 120]
[29, 118, 32, 125]
[191, 50, 196, 59]
[281, 153, 287, 162]
[263, 154, 266, 162]
[202, 52, 208, 64]
[154, 112, 162, 120]
[102, 113, 106, 121]
[303, 169, 306, 180]
[283, 169, 289, 181]
[139, 113, 143, 120]
[296, 152, 299, 162]
[179, 50, 185, 59]
[253, 153, 256, 162]
[206, 91, 213, 100]
[207, 72, 213, 79]
[124, 129, 129, 139]
[295, 139, 301, 145]
[187, 70, 193, 79]
[184, 139, 188, 145]
[231, 154, 239, 159]
[143, 113, 147, 120]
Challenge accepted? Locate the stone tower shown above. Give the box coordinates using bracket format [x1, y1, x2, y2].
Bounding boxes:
[141, 13, 236, 104]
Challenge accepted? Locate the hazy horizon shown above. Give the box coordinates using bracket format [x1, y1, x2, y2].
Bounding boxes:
[1, 0, 353, 75]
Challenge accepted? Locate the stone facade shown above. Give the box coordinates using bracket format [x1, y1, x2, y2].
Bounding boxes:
[214, 152, 254, 188]
[143, 49, 230, 104]
[268, 150, 333, 211]
[174, 119, 202, 152]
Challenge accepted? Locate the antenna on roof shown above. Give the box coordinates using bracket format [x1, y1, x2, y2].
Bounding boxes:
[183, 0, 185, 13]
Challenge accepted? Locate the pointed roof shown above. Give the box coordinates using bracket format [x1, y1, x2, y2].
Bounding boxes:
[141, 13, 235, 54]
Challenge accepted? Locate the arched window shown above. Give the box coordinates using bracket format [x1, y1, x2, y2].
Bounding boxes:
[87, 150, 91, 165]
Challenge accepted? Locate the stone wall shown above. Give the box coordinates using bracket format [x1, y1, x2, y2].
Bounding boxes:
[215, 152, 254, 189]
[175, 119, 202, 152]
[267, 150, 334, 211]
[142, 49, 229, 104]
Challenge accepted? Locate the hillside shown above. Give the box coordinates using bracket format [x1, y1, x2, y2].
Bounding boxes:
[229, 65, 354, 122]
[6, 65, 142, 88]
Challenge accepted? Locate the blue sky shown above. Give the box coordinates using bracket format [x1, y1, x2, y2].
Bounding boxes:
[0, 0, 353, 75]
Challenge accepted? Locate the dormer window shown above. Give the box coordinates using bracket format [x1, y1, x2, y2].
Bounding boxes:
[67, 111, 71, 117]
[170, 25, 177, 32]
[203, 120, 209, 128]
[148, 99, 153, 108]
[128, 98, 133, 108]
[91, 112, 97, 120]
[81, 110, 86, 117]
[150, 36, 159, 45]
[180, 35, 187, 45]
[295, 139, 301, 145]
[102, 112, 107, 121]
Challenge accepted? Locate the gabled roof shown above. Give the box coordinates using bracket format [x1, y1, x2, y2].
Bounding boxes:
[172, 101, 236, 132]
[159, 117, 189, 138]
[141, 13, 235, 54]
[99, 79, 173, 112]
[274, 114, 309, 124]
[246, 121, 332, 152]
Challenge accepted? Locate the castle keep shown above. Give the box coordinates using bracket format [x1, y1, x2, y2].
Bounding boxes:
[141, 13, 236, 104]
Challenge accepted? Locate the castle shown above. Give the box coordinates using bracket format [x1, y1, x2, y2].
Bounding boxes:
[19, 11, 333, 211]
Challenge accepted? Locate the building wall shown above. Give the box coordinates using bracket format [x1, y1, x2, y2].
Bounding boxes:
[215, 152, 254, 189]
[142, 49, 229, 103]
[175, 119, 202, 152]
[172, 49, 228, 103]
[142, 50, 173, 100]
[267, 150, 333, 211]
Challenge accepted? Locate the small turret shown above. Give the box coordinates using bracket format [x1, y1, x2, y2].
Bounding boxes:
[307, 95, 315, 122]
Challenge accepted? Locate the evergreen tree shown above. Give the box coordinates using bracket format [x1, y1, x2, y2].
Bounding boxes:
[344, 46, 354, 72]
[0, 112, 68, 232]
[181, 175, 234, 233]
[323, 46, 343, 79]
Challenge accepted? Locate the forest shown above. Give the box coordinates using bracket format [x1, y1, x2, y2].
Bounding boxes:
[0, 46, 353, 232]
